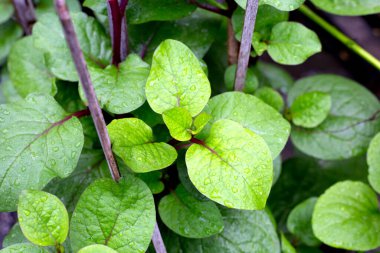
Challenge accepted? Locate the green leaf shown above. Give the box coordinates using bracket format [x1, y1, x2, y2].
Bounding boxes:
[186, 119, 273, 210]
[163, 107, 192, 141]
[145, 39, 211, 116]
[192, 112, 211, 135]
[79, 54, 149, 114]
[8, 36, 56, 98]
[0, 243, 49, 253]
[0, 93, 84, 211]
[70, 177, 155, 253]
[290, 91, 331, 128]
[33, 13, 111, 81]
[268, 22, 321, 65]
[224, 64, 258, 93]
[0, 68, 22, 103]
[0, 0, 13, 24]
[311, 0, 380, 15]
[129, 10, 221, 63]
[108, 118, 177, 173]
[35, 0, 81, 17]
[127, 0, 196, 24]
[0, 20, 22, 63]
[3, 224, 29, 247]
[255, 87, 284, 112]
[164, 208, 280, 253]
[78, 245, 118, 253]
[235, 0, 304, 11]
[287, 197, 320, 246]
[281, 233, 296, 253]
[312, 181, 380, 251]
[253, 61, 294, 93]
[159, 184, 223, 238]
[54, 81, 86, 113]
[132, 102, 164, 127]
[272, 155, 282, 185]
[289, 74, 380, 160]
[18, 190, 69, 246]
[201, 92, 290, 158]
[368, 133, 380, 193]
[136, 171, 165, 194]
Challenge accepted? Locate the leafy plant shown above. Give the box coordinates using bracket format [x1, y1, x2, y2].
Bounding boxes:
[0, 0, 380, 252]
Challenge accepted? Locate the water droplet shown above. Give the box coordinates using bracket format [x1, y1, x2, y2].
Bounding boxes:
[244, 168, 250, 174]
[24, 210, 30, 216]
[21, 167, 26, 172]
[53, 147, 59, 152]
[75, 142, 81, 147]
[190, 85, 196, 91]
[6, 146, 12, 151]
[3, 110, 9, 115]
[204, 178, 211, 185]
[224, 201, 233, 208]
[2, 129, 8, 134]
[0, 117, 3, 122]
[232, 187, 238, 193]
[71, 151, 76, 158]
[137, 157, 142, 161]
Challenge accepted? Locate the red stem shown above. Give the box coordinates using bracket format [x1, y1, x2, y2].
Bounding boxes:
[107, 0, 122, 65]
[189, 0, 230, 17]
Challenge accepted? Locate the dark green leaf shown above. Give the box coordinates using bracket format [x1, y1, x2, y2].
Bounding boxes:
[0, 20, 22, 63]
[368, 132, 380, 193]
[0, 0, 13, 24]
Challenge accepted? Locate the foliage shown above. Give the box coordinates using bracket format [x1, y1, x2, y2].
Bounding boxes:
[0, 0, 379, 252]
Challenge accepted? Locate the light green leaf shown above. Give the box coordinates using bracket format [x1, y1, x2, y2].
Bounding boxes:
[268, 22, 321, 65]
[0, 20, 22, 63]
[3, 224, 29, 247]
[0, 93, 84, 211]
[287, 197, 320, 246]
[224, 64, 258, 93]
[127, 0, 196, 24]
[78, 245, 118, 253]
[159, 184, 223, 238]
[8, 36, 56, 98]
[33, 13, 111, 81]
[145, 39, 211, 116]
[192, 112, 211, 135]
[235, 0, 304, 11]
[312, 181, 380, 251]
[0, 243, 49, 253]
[289, 74, 380, 160]
[290, 91, 331, 128]
[108, 118, 177, 172]
[186, 119, 273, 210]
[281, 233, 296, 253]
[255, 87, 284, 112]
[162, 107, 192, 141]
[70, 177, 156, 253]
[201, 92, 290, 158]
[164, 208, 280, 253]
[79, 54, 149, 114]
[18, 190, 69, 246]
[311, 0, 380, 15]
[0, 0, 13, 24]
[368, 132, 380, 193]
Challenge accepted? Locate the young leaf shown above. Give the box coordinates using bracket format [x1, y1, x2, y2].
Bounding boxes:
[311, 0, 380, 15]
[162, 107, 192, 141]
[158, 184, 223, 238]
[33, 13, 112, 81]
[268, 22, 321, 65]
[145, 39, 211, 116]
[79, 54, 150, 114]
[281, 233, 296, 253]
[201, 92, 290, 158]
[108, 118, 177, 172]
[0, 0, 13, 24]
[290, 91, 331, 128]
[18, 190, 69, 246]
[192, 112, 211, 135]
[78, 245, 118, 253]
[224, 64, 258, 93]
[127, 0, 196, 24]
[70, 177, 156, 253]
[164, 208, 280, 253]
[287, 197, 320, 246]
[312, 181, 380, 251]
[0, 93, 84, 211]
[289, 74, 380, 160]
[186, 119, 273, 210]
[368, 133, 380, 193]
[255, 87, 284, 112]
[0, 243, 49, 253]
[8, 36, 56, 98]
[0, 20, 22, 63]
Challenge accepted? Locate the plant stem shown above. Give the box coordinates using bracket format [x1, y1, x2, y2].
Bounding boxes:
[55, 0, 121, 182]
[11, 0, 36, 35]
[152, 223, 167, 253]
[189, 0, 230, 17]
[107, 0, 122, 65]
[227, 19, 239, 65]
[299, 5, 380, 71]
[234, 0, 259, 91]
[119, 0, 129, 61]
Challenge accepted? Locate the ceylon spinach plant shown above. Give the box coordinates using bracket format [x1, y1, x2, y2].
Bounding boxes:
[0, 0, 380, 252]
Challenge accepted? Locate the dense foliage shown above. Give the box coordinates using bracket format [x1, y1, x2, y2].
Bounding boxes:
[0, 0, 379, 252]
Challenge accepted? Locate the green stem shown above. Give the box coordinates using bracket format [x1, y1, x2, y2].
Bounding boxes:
[299, 5, 380, 71]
